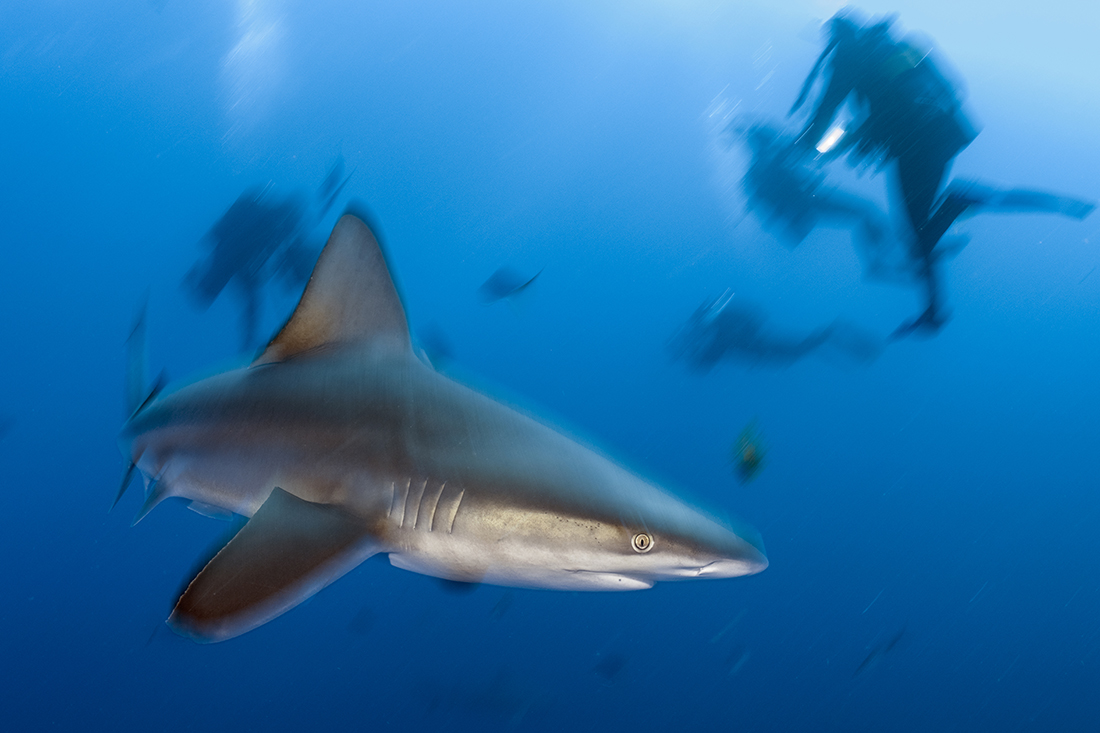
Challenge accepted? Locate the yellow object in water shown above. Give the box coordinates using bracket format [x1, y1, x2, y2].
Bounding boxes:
[732, 422, 767, 483]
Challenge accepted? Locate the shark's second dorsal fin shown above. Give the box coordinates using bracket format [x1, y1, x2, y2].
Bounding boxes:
[253, 213, 410, 365]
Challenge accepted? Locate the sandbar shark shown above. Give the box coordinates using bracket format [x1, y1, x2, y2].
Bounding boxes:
[118, 211, 767, 643]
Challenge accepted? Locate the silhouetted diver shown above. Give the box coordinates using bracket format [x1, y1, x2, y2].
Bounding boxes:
[792, 10, 1095, 337]
[732, 120, 889, 265]
[670, 291, 883, 369]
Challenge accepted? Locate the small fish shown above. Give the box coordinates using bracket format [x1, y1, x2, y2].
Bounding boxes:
[853, 627, 906, 677]
[732, 421, 767, 483]
[478, 266, 542, 303]
[592, 652, 629, 681]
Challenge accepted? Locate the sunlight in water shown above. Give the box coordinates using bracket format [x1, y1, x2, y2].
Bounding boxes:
[222, 0, 286, 134]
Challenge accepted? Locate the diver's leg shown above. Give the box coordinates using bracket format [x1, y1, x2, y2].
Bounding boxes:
[891, 256, 949, 339]
[895, 153, 945, 231]
[942, 181, 1096, 220]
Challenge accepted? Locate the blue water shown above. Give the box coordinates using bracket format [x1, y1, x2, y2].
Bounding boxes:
[2, 1, 1099, 730]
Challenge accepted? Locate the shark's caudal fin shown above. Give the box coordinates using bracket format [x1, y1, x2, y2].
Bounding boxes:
[253, 212, 411, 365]
[169, 488, 381, 643]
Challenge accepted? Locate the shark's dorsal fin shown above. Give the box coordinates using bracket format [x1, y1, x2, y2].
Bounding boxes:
[253, 213, 410, 365]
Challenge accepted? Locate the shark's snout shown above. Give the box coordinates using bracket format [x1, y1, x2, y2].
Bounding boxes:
[697, 553, 769, 578]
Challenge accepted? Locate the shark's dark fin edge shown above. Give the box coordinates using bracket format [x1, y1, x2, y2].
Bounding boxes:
[254, 213, 410, 365]
[168, 487, 380, 643]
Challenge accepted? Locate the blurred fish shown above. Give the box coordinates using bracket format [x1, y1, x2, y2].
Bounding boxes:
[119, 213, 768, 643]
[592, 651, 629, 681]
[732, 422, 767, 483]
[853, 627, 906, 677]
[478, 266, 542, 304]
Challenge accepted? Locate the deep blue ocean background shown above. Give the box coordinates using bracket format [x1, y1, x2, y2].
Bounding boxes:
[2, 1, 1099, 730]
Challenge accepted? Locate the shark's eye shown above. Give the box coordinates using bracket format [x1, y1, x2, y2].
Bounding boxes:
[631, 532, 653, 553]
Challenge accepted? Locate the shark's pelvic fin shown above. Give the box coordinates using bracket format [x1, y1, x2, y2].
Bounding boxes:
[132, 478, 171, 526]
[111, 462, 137, 511]
[168, 487, 380, 643]
[253, 213, 410, 365]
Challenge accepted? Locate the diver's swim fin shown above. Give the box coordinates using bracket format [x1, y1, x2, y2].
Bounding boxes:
[944, 181, 1096, 220]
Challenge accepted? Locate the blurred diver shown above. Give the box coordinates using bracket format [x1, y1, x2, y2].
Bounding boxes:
[670, 290, 883, 370]
[791, 10, 1095, 337]
[183, 187, 313, 351]
[183, 158, 352, 352]
[731, 120, 891, 272]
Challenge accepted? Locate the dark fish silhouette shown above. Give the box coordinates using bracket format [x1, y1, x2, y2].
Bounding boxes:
[733, 422, 767, 483]
[478, 266, 542, 303]
[592, 652, 629, 681]
[853, 627, 906, 677]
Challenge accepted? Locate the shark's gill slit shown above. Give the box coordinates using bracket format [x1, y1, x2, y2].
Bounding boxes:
[115, 213, 767, 644]
[396, 477, 411, 527]
[445, 488, 465, 534]
[425, 481, 447, 532]
[407, 479, 428, 529]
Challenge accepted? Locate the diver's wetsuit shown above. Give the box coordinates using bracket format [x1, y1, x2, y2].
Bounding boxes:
[793, 17, 977, 332]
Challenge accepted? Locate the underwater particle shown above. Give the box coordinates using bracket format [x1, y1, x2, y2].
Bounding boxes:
[732, 421, 767, 483]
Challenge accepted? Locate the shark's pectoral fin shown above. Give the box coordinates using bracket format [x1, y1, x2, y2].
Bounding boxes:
[168, 487, 379, 643]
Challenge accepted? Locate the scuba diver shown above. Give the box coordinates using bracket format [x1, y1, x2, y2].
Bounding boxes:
[183, 187, 313, 351]
[183, 158, 353, 351]
[731, 119, 892, 275]
[669, 290, 883, 370]
[790, 10, 1095, 337]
